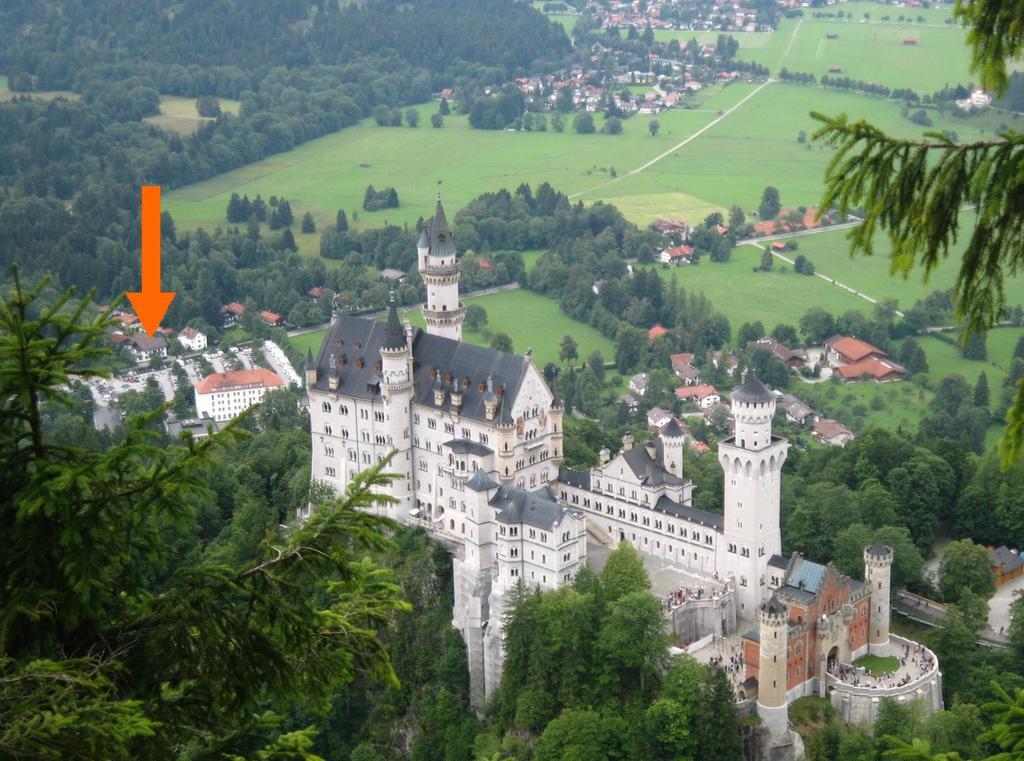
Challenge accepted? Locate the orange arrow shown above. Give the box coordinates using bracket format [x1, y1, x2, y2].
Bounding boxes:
[126, 185, 175, 337]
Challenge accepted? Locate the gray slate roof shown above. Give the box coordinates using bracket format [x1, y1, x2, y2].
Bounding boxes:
[427, 200, 456, 258]
[558, 466, 592, 489]
[784, 555, 828, 594]
[492, 485, 571, 530]
[731, 375, 773, 404]
[654, 495, 724, 530]
[445, 438, 494, 456]
[311, 315, 531, 424]
[466, 470, 499, 492]
[621, 438, 684, 487]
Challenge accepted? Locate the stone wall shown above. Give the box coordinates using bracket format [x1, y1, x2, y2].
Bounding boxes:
[668, 588, 738, 643]
[828, 635, 943, 725]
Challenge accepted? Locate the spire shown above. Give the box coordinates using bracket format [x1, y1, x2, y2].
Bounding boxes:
[498, 386, 514, 427]
[432, 197, 450, 233]
[417, 225, 429, 249]
[382, 293, 406, 350]
[306, 345, 314, 367]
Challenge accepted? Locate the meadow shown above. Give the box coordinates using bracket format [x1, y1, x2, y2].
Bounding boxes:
[291, 288, 615, 370]
[143, 95, 241, 135]
[641, 244, 870, 331]
[779, 223, 1024, 313]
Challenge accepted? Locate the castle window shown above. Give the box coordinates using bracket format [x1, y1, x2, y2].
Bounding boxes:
[444, 422, 455, 434]
[340, 405, 348, 415]
[510, 568, 519, 577]
[562, 531, 570, 542]
[414, 414, 420, 424]
[510, 527, 518, 537]
[322, 402, 332, 413]
[729, 543, 737, 553]
[349, 449, 356, 461]
[563, 552, 571, 562]
[462, 427, 471, 438]
[759, 546, 766, 557]
[325, 466, 336, 477]
[500, 526, 506, 535]
[324, 445, 334, 458]
[540, 533, 547, 542]
[324, 424, 333, 436]
[341, 428, 349, 439]
[428, 419, 437, 429]
[479, 433, 489, 444]
[741, 546, 750, 557]
[374, 410, 385, 422]
[510, 547, 518, 558]
[740, 576, 747, 587]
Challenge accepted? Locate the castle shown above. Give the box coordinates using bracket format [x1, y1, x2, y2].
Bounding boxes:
[306, 197, 941, 733]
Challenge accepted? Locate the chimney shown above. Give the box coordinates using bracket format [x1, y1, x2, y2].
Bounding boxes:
[645, 440, 657, 460]
[599, 447, 611, 465]
[622, 432, 634, 451]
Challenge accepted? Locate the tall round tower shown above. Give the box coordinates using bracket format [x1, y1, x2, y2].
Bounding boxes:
[864, 542, 894, 656]
[661, 417, 685, 476]
[419, 198, 465, 341]
[718, 375, 789, 618]
[756, 596, 791, 739]
[379, 297, 415, 513]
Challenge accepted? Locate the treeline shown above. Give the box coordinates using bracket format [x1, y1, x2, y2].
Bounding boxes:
[481, 543, 743, 760]
[0, 0, 570, 299]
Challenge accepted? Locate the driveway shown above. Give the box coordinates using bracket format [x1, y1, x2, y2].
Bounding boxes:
[988, 574, 1024, 638]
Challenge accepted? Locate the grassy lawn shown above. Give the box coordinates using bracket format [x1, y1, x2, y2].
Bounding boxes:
[854, 653, 900, 675]
[916, 333, 1011, 388]
[521, 249, 545, 272]
[786, 223, 1024, 314]
[586, 82, 1012, 215]
[796, 376, 933, 432]
[641, 245, 869, 332]
[292, 289, 614, 370]
[143, 95, 241, 135]
[163, 93, 742, 234]
[739, 16, 977, 92]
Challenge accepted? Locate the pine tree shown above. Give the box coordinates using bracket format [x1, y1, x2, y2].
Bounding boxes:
[251, 194, 267, 222]
[226, 192, 244, 222]
[277, 199, 293, 227]
[385, 187, 399, 208]
[281, 227, 297, 251]
[301, 211, 316, 234]
[975, 371, 990, 408]
[0, 271, 409, 757]
[239, 194, 252, 221]
[439, 96, 451, 115]
[363, 185, 377, 211]
[336, 209, 348, 231]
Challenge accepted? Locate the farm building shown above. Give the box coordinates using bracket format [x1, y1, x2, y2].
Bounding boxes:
[990, 545, 1024, 587]
[812, 418, 855, 447]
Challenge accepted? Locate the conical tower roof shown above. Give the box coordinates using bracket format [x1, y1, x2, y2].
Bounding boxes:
[417, 225, 429, 249]
[662, 417, 685, 438]
[381, 296, 406, 350]
[731, 374, 774, 404]
[427, 198, 456, 258]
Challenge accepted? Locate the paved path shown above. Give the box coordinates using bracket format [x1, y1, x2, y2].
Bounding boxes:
[740, 236, 905, 317]
[568, 78, 776, 200]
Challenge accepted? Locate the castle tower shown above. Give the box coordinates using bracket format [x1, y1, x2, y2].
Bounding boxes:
[661, 417, 685, 476]
[757, 596, 791, 739]
[549, 393, 565, 465]
[419, 198, 465, 341]
[719, 375, 789, 618]
[379, 296, 415, 513]
[304, 346, 316, 388]
[864, 542, 894, 656]
[496, 386, 516, 484]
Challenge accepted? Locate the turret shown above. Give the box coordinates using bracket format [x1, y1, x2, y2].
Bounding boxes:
[864, 542, 894, 656]
[304, 346, 317, 387]
[661, 417, 685, 475]
[549, 393, 564, 464]
[756, 596, 790, 739]
[419, 197, 465, 341]
[378, 296, 414, 513]
[497, 386, 516, 484]
[730, 374, 775, 451]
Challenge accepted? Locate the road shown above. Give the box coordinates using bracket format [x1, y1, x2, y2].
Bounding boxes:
[568, 78, 776, 200]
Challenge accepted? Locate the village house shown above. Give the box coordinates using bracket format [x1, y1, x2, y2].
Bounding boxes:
[306, 286, 328, 303]
[676, 383, 720, 409]
[178, 327, 208, 352]
[629, 372, 649, 397]
[647, 406, 674, 432]
[126, 334, 167, 364]
[774, 392, 818, 426]
[259, 310, 285, 328]
[812, 418, 855, 447]
[825, 336, 906, 382]
[618, 393, 640, 413]
[990, 545, 1024, 587]
[752, 336, 807, 369]
[710, 349, 739, 376]
[648, 324, 669, 342]
[221, 301, 245, 329]
[660, 245, 695, 265]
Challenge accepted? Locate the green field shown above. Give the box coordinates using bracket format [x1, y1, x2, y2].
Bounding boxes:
[642, 244, 870, 331]
[143, 95, 241, 134]
[746, 17, 975, 92]
[781, 224, 1024, 313]
[798, 375, 933, 432]
[531, 1, 580, 34]
[293, 288, 615, 370]
[582, 82, 1008, 214]
[163, 95, 738, 233]
[854, 654, 900, 675]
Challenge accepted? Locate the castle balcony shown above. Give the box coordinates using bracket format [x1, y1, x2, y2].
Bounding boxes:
[422, 263, 460, 277]
[824, 635, 942, 723]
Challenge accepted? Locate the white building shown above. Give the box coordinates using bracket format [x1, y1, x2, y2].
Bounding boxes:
[127, 334, 167, 363]
[178, 327, 207, 352]
[195, 367, 285, 422]
[306, 200, 573, 707]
